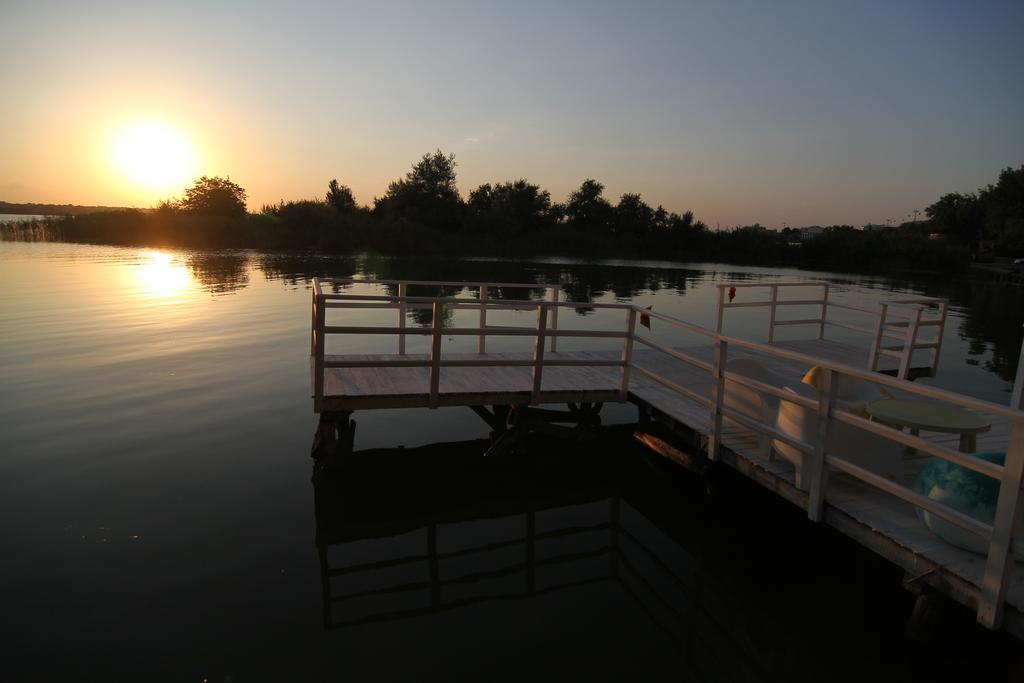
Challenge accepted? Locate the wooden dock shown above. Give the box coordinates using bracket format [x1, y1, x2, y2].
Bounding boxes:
[308, 277, 1024, 637]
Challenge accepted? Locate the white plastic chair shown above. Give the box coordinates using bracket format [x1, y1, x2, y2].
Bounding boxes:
[722, 357, 786, 461]
[774, 370, 904, 489]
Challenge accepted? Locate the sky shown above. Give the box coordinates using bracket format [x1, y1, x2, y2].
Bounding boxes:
[1, 0, 1022, 228]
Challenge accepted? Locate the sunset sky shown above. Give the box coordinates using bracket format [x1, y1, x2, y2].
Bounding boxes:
[1, 0, 1021, 228]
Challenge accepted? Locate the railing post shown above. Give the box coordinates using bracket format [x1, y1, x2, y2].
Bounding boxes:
[314, 292, 326, 412]
[397, 283, 407, 355]
[898, 306, 923, 380]
[977, 417, 1024, 628]
[817, 284, 829, 340]
[310, 285, 317, 356]
[707, 338, 728, 460]
[478, 285, 488, 354]
[548, 286, 559, 353]
[715, 286, 726, 333]
[929, 301, 949, 378]
[429, 300, 443, 408]
[1010, 324, 1023, 411]
[619, 308, 637, 401]
[868, 303, 888, 371]
[531, 302, 547, 404]
[767, 284, 778, 343]
[807, 368, 837, 517]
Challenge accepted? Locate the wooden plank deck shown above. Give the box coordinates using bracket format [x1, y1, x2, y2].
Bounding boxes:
[317, 339, 1023, 634]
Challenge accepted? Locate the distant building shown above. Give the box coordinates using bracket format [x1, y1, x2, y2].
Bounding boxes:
[799, 226, 825, 240]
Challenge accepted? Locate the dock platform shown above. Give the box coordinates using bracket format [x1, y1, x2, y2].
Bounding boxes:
[308, 277, 1024, 637]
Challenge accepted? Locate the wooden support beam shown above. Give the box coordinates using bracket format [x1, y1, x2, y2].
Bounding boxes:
[632, 430, 706, 474]
[468, 405, 501, 430]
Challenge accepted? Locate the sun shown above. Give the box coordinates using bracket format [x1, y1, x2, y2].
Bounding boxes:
[111, 121, 198, 193]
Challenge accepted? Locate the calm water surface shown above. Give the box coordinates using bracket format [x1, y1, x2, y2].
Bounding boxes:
[1, 241, 1021, 681]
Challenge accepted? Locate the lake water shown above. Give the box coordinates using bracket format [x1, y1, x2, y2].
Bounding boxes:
[1, 241, 1021, 680]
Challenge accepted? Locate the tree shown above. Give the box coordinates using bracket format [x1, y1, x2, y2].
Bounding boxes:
[376, 150, 463, 231]
[925, 192, 983, 246]
[178, 176, 247, 217]
[326, 179, 357, 213]
[466, 179, 554, 234]
[565, 179, 612, 234]
[614, 193, 654, 236]
[978, 166, 1024, 253]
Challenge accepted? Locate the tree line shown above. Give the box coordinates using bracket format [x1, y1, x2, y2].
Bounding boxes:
[14, 151, 1022, 273]
[254, 150, 710, 244]
[923, 166, 1024, 254]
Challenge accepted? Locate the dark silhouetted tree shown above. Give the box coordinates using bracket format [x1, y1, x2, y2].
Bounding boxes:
[925, 192, 983, 246]
[565, 179, 612, 234]
[376, 150, 463, 231]
[978, 166, 1024, 252]
[178, 176, 247, 217]
[614, 193, 654, 236]
[466, 179, 554, 234]
[326, 179, 357, 213]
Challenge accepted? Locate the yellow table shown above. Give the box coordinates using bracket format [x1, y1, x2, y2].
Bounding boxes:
[865, 398, 991, 452]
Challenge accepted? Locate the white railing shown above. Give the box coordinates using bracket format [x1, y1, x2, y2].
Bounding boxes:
[714, 282, 949, 379]
[310, 277, 1023, 630]
[311, 277, 635, 410]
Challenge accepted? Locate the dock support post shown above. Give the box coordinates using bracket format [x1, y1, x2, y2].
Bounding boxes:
[807, 368, 837, 518]
[311, 410, 356, 466]
[977, 417, 1024, 628]
[707, 339, 728, 461]
[767, 285, 778, 342]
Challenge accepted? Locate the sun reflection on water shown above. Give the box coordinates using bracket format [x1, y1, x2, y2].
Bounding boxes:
[133, 250, 195, 301]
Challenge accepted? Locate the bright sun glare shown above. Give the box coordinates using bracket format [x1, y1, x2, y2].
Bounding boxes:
[112, 121, 197, 193]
